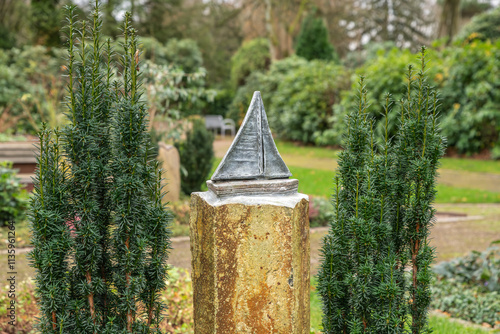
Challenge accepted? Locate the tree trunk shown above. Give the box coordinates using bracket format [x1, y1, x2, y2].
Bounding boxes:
[264, 0, 279, 60]
[438, 0, 461, 44]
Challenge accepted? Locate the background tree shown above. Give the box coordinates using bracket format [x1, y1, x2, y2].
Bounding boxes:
[454, 6, 500, 42]
[295, 12, 338, 61]
[0, 0, 31, 48]
[438, 0, 461, 44]
[351, 0, 432, 50]
[31, 0, 63, 46]
[101, 0, 120, 37]
[240, 0, 308, 61]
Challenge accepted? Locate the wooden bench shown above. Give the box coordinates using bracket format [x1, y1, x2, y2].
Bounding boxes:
[0, 141, 38, 192]
[204, 115, 235, 137]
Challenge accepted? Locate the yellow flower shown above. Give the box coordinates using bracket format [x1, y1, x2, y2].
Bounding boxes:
[469, 32, 479, 39]
[453, 103, 461, 110]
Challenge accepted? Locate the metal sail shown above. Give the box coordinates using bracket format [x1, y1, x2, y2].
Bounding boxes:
[211, 91, 291, 181]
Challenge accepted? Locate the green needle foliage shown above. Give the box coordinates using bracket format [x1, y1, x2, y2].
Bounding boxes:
[29, 2, 171, 333]
[317, 47, 445, 334]
[295, 13, 338, 62]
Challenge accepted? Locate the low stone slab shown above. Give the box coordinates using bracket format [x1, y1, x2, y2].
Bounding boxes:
[206, 178, 298, 197]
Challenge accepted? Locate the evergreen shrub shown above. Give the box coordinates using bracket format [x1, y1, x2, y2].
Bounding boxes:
[317, 47, 446, 333]
[0, 161, 28, 227]
[0, 45, 66, 134]
[174, 119, 214, 195]
[29, 3, 171, 332]
[295, 13, 338, 62]
[163, 38, 203, 73]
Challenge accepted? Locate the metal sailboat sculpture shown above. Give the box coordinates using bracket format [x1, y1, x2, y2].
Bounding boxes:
[211, 91, 292, 181]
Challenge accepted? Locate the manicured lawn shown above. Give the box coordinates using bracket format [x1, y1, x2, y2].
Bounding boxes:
[289, 165, 500, 204]
[275, 139, 500, 175]
[436, 184, 500, 203]
[440, 157, 500, 175]
[275, 140, 340, 159]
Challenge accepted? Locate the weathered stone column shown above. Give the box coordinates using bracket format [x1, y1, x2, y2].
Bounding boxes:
[190, 92, 310, 333]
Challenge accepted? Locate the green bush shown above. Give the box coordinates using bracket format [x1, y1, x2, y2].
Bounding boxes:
[175, 119, 214, 195]
[440, 40, 500, 156]
[455, 7, 500, 43]
[0, 24, 15, 49]
[230, 38, 271, 88]
[203, 88, 234, 118]
[164, 38, 204, 73]
[269, 59, 349, 145]
[0, 161, 27, 227]
[0, 45, 66, 134]
[342, 41, 398, 69]
[229, 56, 349, 145]
[227, 56, 308, 125]
[295, 14, 338, 62]
[122, 37, 203, 73]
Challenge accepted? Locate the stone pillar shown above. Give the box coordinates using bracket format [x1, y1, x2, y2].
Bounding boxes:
[189, 91, 310, 333]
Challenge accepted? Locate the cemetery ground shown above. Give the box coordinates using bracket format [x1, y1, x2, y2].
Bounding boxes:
[1, 137, 500, 332]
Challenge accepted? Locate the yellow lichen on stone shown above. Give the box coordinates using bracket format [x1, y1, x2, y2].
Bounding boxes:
[190, 192, 310, 334]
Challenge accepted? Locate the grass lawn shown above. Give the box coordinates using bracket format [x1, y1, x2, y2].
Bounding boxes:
[214, 140, 500, 204]
[275, 139, 500, 175]
[275, 140, 341, 159]
[440, 157, 500, 175]
[288, 165, 500, 204]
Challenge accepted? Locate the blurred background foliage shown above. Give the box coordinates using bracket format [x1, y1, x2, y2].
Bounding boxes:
[0, 0, 499, 159]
